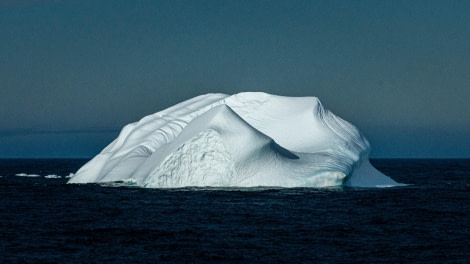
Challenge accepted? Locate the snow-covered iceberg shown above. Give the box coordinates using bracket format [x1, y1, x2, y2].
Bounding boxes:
[68, 92, 398, 188]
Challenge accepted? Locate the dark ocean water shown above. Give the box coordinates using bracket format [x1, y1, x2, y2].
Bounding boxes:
[1, 159, 469, 263]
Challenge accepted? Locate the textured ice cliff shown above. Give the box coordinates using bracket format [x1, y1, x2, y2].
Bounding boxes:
[68, 92, 398, 188]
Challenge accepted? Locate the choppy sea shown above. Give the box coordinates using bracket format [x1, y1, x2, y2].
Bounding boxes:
[1, 159, 469, 263]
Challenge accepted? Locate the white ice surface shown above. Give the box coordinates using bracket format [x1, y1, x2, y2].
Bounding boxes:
[44, 174, 62, 179]
[68, 92, 399, 188]
[15, 173, 41, 177]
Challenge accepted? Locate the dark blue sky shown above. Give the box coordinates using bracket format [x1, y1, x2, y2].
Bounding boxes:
[1, 0, 469, 158]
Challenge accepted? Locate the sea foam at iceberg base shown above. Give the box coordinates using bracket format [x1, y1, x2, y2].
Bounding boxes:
[68, 92, 399, 188]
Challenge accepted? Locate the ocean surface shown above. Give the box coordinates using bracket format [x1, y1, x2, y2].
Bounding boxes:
[1, 159, 469, 263]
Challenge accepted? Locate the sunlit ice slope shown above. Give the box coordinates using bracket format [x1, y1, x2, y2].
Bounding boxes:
[68, 92, 399, 188]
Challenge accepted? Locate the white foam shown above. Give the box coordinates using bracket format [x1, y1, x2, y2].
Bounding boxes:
[68, 92, 400, 188]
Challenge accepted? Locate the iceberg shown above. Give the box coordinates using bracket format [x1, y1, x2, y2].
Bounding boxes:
[68, 92, 399, 188]
[15, 173, 41, 177]
[44, 174, 62, 179]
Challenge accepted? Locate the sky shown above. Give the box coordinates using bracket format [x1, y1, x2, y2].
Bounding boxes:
[1, 0, 469, 158]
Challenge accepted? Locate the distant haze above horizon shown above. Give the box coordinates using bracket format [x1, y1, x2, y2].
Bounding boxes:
[1, 0, 469, 158]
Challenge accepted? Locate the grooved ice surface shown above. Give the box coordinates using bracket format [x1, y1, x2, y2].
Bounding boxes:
[68, 92, 399, 188]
